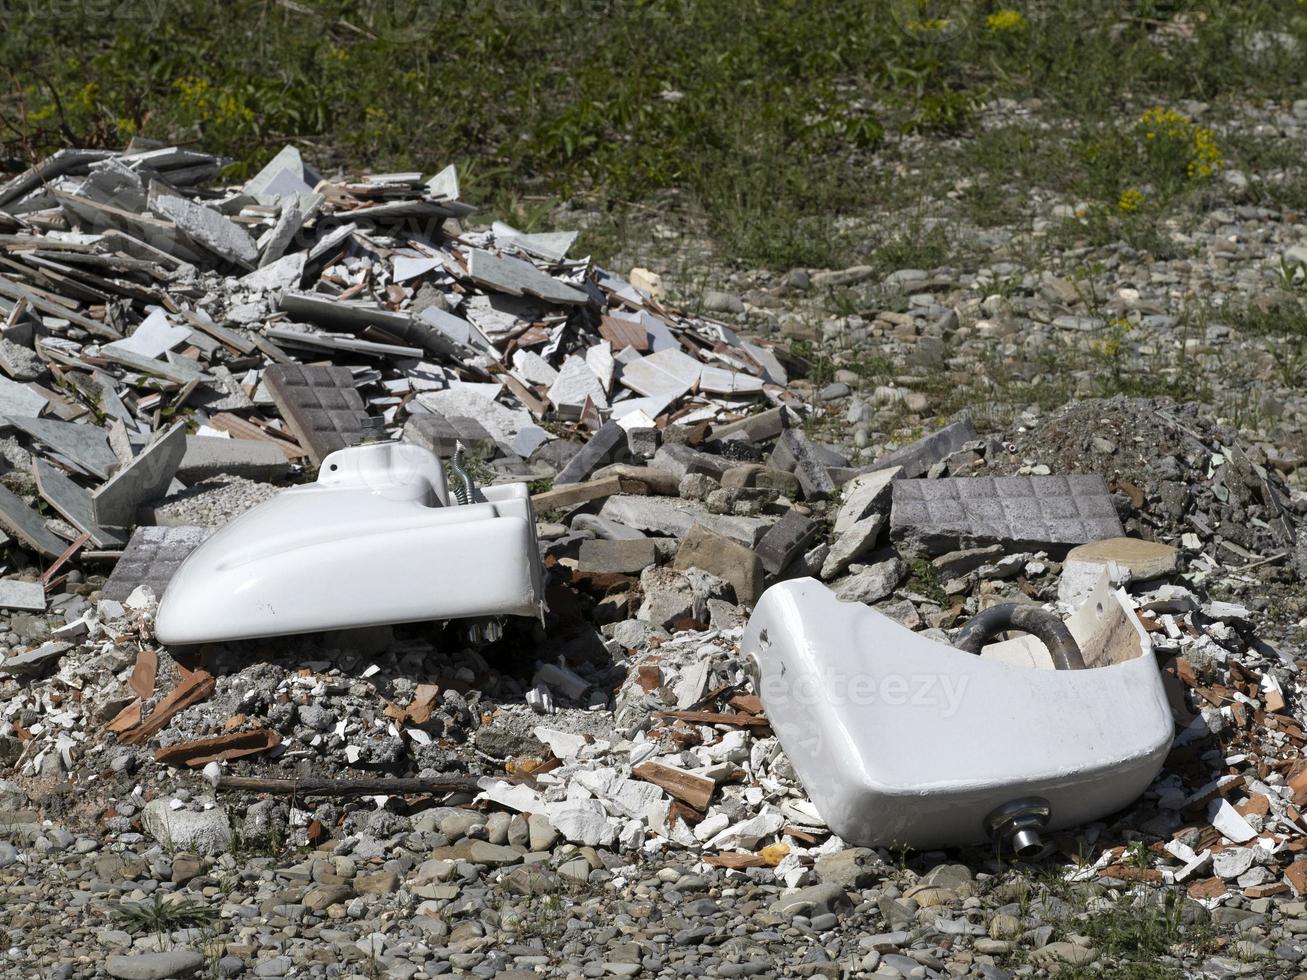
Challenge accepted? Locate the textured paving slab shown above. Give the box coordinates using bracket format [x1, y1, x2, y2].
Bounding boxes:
[101, 525, 213, 602]
[263, 364, 369, 467]
[890, 474, 1124, 554]
[33, 458, 127, 548]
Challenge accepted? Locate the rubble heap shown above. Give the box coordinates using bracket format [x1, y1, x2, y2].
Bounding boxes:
[2, 143, 1307, 978]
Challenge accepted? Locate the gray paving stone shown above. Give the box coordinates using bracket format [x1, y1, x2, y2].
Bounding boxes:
[401, 413, 496, 458]
[101, 525, 213, 602]
[890, 474, 1124, 554]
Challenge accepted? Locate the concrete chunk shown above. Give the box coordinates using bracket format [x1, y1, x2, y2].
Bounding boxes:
[673, 524, 765, 604]
[834, 466, 901, 534]
[870, 418, 977, 478]
[600, 495, 771, 548]
[772, 429, 835, 501]
[890, 475, 1124, 555]
[177, 436, 289, 483]
[148, 184, 259, 269]
[578, 538, 657, 575]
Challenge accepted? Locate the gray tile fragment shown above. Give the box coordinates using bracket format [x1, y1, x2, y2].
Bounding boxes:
[91, 421, 188, 528]
[33, 458, 127, 549]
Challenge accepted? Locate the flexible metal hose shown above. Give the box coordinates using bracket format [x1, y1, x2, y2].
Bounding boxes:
[952, 603, 1085, 670]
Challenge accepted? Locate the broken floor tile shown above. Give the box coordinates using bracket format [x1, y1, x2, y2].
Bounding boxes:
[554, 422, 628, 486]
[0, 484, 70, 558]
[263, 364, 369, 467]
[890, 474, 1125, 554]
[0, 579, 46, 612]
[101, 525, 213, 602]
[33, 458, 126, 549]
[6, 416, 117, 479]
[102, 308, 190, 360]
[90, 421, 187, 528]
[833, 466, 901, 534]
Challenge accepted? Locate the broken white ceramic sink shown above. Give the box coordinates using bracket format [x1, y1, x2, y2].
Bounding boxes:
[743, 573, 1172, 854]
[156, 442, 544, 644]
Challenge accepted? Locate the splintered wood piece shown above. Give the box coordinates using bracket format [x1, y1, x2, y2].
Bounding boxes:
[129, 649, 158, 700]
[632, 761, 716, 812]
[703, 852, 766, 869]
[118, 670, 215, 745]
[105, 700, 142, 733]
[406, 684, 441, 725]
[154, 728, 281, 767]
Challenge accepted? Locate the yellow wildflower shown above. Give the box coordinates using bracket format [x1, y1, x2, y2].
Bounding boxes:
[986, 9, 1026, 32]
[1118, 188, 1145, 212]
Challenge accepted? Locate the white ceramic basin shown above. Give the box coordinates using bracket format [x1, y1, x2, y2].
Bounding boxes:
[156, 442, 544, 643]
[742, 574, 1172, 851]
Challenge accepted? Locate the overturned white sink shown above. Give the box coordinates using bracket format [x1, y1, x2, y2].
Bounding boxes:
[742, 574, 1172, 853]
[156, 442, 544, 644]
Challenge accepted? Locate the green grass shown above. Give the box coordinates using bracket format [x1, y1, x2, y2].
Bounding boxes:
[5, 2, 1307, 270]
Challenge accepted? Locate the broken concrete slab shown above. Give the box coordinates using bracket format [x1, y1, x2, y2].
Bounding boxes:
[147, 183, 259, 269]
[0, 373, 47, 417]
[466, 248, 589, 306]
[101, 525, 213, 603]
[822, 512, 886, 580]
[548, 355, 608, 413]
[600, 495, 772, 548]
[176, 436, 289, 483]
[91, 421, 188, 528]
[264, 364, 369, 467]
[578, 538, 657, 575]
[870, 418, 978, 478]
[890, 474, 1125, 555]
[771, 429, 836, 501]
[554, 422, 628, 486]
[402, 413, 496, 459]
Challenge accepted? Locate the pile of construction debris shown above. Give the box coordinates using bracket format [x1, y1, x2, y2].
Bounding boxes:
[3, 141, 1307, 976]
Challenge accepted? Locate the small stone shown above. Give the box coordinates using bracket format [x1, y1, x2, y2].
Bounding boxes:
[105, 950, 206, 979]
